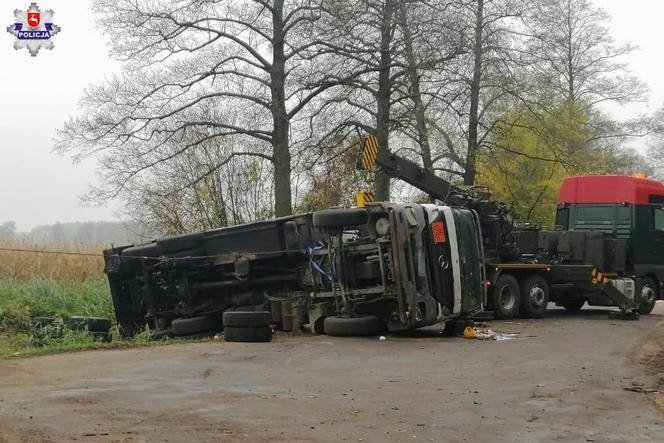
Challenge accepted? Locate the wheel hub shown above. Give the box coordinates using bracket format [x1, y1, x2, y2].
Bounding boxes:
[499, 285, 516, 311]
[530, 286, 546, 306]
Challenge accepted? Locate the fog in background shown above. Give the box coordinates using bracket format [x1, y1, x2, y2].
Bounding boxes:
[0, 0, 662, 231]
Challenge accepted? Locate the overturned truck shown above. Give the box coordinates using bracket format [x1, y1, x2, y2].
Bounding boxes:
[104, 203, 485, 338]
[105, 139, 654, 339]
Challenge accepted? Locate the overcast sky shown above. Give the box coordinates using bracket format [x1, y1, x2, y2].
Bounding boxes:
[0, 0, 662, 231]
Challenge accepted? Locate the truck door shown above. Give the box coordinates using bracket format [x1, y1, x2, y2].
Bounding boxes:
[633, 205, 664, 266]
[655, 207, 664, 264]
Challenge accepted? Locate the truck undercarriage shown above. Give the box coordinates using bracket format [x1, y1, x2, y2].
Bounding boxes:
[104, 203, 484, 338]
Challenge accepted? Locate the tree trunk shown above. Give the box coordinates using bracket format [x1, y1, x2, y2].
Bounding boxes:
[464, 0, 484, 186]
[375, 0, 395, 202]
[271, 0, 293, 217]
[399, 3, 433, 172]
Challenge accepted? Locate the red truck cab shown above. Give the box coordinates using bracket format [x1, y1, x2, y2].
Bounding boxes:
[555, 175, 664, 313]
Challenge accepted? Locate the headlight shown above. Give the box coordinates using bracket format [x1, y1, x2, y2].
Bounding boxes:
[375, 217, 390, 236]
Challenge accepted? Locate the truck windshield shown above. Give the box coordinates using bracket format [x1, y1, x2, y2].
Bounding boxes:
[572, 205, 631, 238]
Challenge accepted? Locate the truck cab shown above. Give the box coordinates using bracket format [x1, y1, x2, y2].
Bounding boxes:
[555, 175, 664, 313]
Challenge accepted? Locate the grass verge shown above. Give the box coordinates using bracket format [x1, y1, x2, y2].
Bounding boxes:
[0, 274, 190, 359]
[0, 328, 181, 359]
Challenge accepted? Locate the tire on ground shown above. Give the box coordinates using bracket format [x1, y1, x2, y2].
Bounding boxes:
[171, 315, 219, 336]
[519, 275, 550, 318]
[312, 208, 368, 228]
[222, 311, 271, 328]
[66, 316, 112, 333]
[311, 316, 326, 335]
[324, 315, 382, 337]
[32, 316, 56, 329]
[635, 277, 658, 315]
[491, 274, 521, 320]
[224, 326, 272, 343]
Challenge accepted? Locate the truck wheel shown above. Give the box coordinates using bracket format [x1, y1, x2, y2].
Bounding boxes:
[492, 275, 521, 320]
[324, 315, 382, 336]
[636, 277, 658, 315]
[171, 315, 219, 336]
[222, 311, 271, 328]
[519, 275, 550, 318]
[312, 208, 368, 228]
[224, 326, 273, 343]
[561, 298, 585, 312]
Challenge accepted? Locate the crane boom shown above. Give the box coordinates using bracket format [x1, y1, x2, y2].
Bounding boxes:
[359, 135, 474, 206]
[358, 134, 517, 261]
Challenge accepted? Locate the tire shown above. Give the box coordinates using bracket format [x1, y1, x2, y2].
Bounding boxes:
[324, 315, 382, 337]
[32, 316, 56, 328]
[171, 315, 219, 336]
[560, 298, 585, 312]
[491, 274, 521, 320]
[222, 311, 271, 328]
[224, 326, 273, 343]
[66, 316, 112, 333]
[519, 275, 550, 318]
[311, 316, 326, 335]
[312, 208, 368, 228]
[636, 277, 658, 315]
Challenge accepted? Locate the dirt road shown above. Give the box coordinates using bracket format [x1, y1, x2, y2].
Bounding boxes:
[1, 305, 664, 443]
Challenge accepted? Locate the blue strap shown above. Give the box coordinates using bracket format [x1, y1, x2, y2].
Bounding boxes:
[303, 242, 336, 283]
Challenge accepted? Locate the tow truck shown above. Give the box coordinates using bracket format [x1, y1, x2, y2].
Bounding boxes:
[103, 137, 656, 339]
[357, 137, 656, 320]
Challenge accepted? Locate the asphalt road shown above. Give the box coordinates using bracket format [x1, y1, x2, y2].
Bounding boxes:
[1, 304, 664, 443]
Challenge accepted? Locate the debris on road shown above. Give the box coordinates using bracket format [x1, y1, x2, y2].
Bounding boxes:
[463, 326, 518, 341]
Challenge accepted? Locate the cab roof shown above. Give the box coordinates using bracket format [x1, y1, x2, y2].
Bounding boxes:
[557, 175, 664, 205]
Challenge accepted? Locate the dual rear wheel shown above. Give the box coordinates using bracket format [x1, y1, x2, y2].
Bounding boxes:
[492, 274, 550, 320]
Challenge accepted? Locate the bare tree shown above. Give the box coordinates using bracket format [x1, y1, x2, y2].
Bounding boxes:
[449, 0, 525, 185]
[396, 1, 464, 172]
[57, 0, 351, 218]
[524, 0, 646, 108]
[303, 0, 466, 199]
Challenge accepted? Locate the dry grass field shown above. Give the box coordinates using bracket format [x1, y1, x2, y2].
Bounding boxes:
[0, 240, 105, 281]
